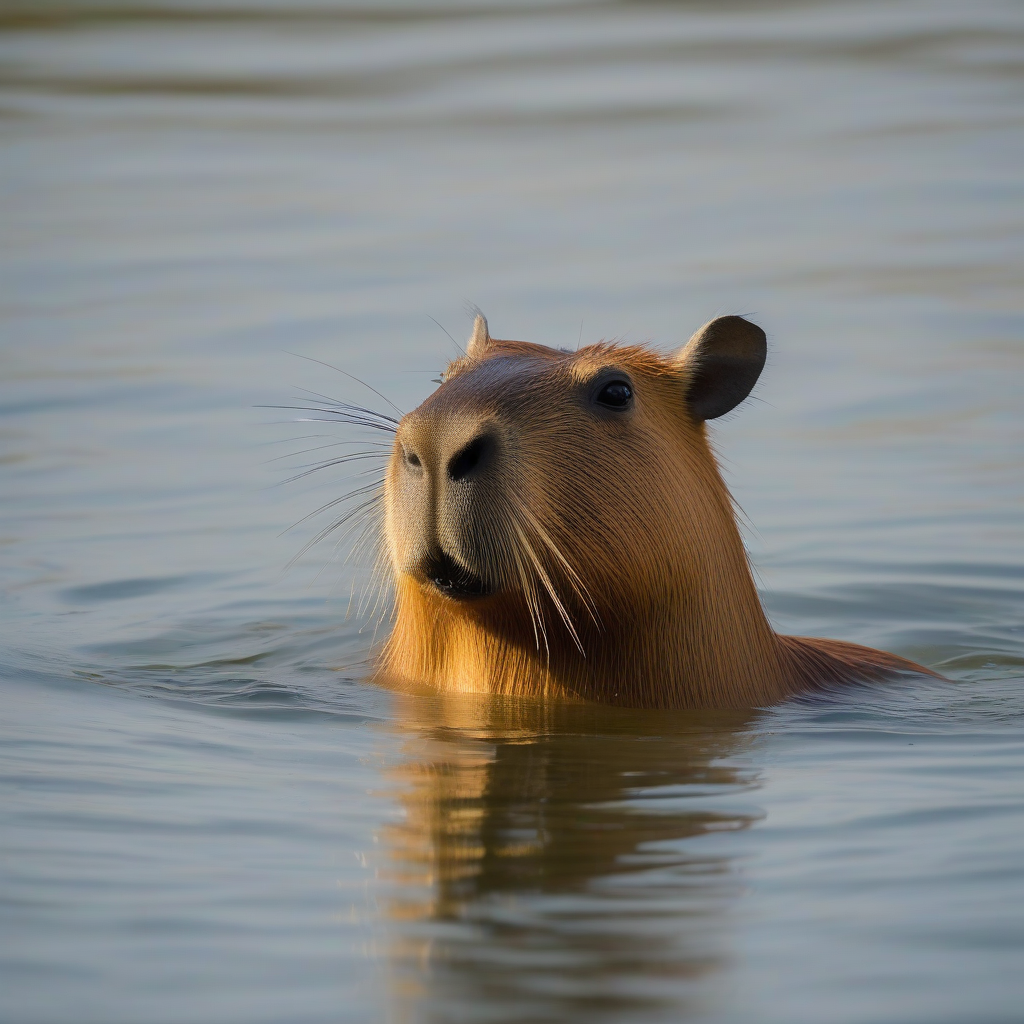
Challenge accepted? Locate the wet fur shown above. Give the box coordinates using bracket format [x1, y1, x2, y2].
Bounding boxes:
[378, 320, 935, 708]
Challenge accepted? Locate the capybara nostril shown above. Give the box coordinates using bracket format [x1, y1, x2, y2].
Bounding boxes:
[447, 432, 493, 482]
[402, 445, 422, 469]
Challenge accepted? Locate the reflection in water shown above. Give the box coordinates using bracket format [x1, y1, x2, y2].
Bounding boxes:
[2, 0, 1023, 1021]
[379, 691, 761, 1023]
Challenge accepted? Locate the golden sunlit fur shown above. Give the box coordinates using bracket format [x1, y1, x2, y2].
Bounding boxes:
[377, 315, 934, 708]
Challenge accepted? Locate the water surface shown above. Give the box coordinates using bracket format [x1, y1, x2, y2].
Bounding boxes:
[2, 1, 1023, 1021]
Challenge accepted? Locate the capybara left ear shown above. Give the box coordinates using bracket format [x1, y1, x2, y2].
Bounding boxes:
[466, 313, 492, 360]
[676, 315, 767, 421]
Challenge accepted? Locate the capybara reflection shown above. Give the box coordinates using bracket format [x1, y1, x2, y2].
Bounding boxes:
[379, 694, 758, 1017]
[379, 314, 934, 708]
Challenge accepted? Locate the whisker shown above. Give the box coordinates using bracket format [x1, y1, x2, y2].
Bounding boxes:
[311, 502, 379, 586]
[282, 478, 385, 536]
[279, 451, 388, 485]
[428, 315, 465, 357]
[364, 515, 394, 635]
[265, 371, 399, 613]
[258, 434, 338, 447]
[265, 440, 392, 464]
[256, 404, 398, 433]
[518, 504, 601, 631]
[510, 509, 585, 655]
[501, 526, 541, 653]
[284, 353, 405, 417]
[511, 518, 581, 656]
[290, 417, 396, 432]
[286, 492, 383, 570]
[291, 389, 402, 425]
[259, 399, 398, 424]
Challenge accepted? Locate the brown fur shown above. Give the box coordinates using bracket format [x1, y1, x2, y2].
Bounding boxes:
[376, 316, 936, 708]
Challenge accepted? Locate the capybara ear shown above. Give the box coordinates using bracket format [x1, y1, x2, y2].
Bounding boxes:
[675, 315, 767, 421]
[466, 313, 492, 360]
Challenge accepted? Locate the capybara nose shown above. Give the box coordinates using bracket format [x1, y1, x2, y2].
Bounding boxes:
[447, 431, 495, 482]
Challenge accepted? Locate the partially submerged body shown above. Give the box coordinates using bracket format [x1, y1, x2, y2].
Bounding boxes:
[377, 314, 935, 709]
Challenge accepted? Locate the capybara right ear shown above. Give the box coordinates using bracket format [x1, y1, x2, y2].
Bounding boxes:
[466, 313, 493, 360]
[675, 315, 767, 421]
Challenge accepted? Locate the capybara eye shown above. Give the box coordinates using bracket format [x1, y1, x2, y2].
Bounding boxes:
[595, 380, 633, 409]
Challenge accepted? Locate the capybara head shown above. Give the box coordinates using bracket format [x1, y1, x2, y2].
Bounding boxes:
[383, 315, 766, 669]
[375, 312, 936, 704]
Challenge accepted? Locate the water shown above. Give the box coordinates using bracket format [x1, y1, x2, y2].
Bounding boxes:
[1, 0, 1023, 1021]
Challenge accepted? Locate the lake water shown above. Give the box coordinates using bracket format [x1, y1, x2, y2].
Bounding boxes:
[2, 1, 1023, 1021]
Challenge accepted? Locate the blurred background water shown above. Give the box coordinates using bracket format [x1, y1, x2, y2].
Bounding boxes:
[1, 1, 1023, 1021]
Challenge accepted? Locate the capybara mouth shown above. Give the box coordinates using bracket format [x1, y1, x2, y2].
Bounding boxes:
[421, 550, 492, 601]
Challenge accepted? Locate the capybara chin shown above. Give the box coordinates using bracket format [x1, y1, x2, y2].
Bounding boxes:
[378, 313, 935, 708]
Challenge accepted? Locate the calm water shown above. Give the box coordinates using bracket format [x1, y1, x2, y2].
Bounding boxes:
[2, 1, 1023, 1021]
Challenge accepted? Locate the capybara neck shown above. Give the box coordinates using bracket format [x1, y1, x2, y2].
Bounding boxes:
[378, 314, 933, 709]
